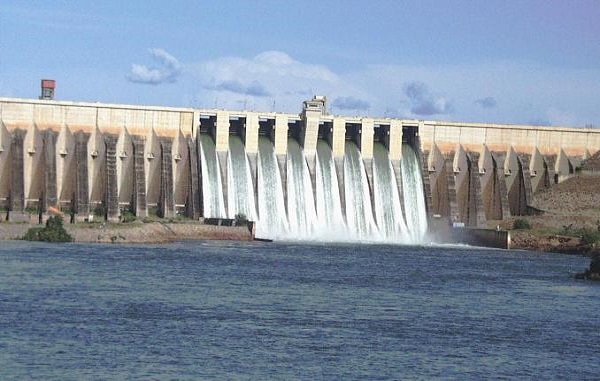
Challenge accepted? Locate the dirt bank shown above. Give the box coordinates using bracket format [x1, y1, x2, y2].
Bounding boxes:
[510, 230, 600, 256]
[0, 221, 254, 244]
[499, 175, 600, 256]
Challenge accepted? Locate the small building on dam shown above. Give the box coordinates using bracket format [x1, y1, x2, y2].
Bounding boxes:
[0, 93, 599, 241]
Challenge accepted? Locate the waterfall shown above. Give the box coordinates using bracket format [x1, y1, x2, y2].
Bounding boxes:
[314, 140, 347, 239]
[197, 133, 428, 245]
[401, 143, 428, 243]
[199, 134, 226, 218]
[343, 141, 378, 240]
[227, 136, 257, 221]
[372, 143, 409, 242]
[256, 137, 288, 239]
[286, 139, 317, 238]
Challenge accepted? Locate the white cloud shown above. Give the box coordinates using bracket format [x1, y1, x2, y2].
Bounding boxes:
[192, 51, 354, 111]
[186, 51, 600, 126]
[332, 96, 370, 111]
[403, 81, 453, 116]
[128, 48, 181, 85]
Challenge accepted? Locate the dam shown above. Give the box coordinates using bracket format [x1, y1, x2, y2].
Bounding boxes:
[1, 95, 599, 243]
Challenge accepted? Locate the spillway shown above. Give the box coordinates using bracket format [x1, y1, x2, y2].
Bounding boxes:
[227, 136, 257, 221]
[344, 142, 379, 240]
[198, 133, 427, 244]
[199, 134, 226, 218]
[286, 139, 318, 238]
[372, 143, 410, 242]
[401, 143, 428, 243]
[256, 137, 288, 239]
[315, 140, 346, 239]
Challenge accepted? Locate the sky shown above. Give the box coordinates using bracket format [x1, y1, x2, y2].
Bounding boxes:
[1, 0, 599, 127]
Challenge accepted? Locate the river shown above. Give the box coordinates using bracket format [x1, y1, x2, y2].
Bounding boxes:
[0, 240, 598, 380]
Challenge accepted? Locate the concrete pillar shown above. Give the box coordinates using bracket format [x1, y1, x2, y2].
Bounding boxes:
[243, 112, 259, 154]
[23, 123, 44, 208]
[132, 135, 147, 218]
[87, 125, 106, 219]
[479, 145, 501, 220]
[187, 137, 201, 219]
[556, 148, 574, 183]
[504, 147, 528, 216]
[467, 152, 487, 227]
[215, 111, 230, 152]
[360, 118, 374, 160]
[388, 121, 402, 161]
[517, 152, 533, 209]
[9, 130, 25, 220]
[159, 138, 175, 218]
[56, 124, 75, 206]
[428, 144, 449, 219]
[331, 118, 346, 158]
[172, 129, 190, 214]
[274, 115, 289, 156]
[144, 128, 161, 212]
[530, 147, 550, 194]
[104, 135, 119, 221]
[116, 128, 134, 207]
[0, 120, 12, 208]
[492, 151, 511, 219]
[74, 131, 90, 220]
[453, 145, 471, 224]
[444, 152, 460, 224]
[43, 129, 57, 214]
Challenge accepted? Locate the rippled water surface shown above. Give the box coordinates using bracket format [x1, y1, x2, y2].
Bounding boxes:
[1, 240, 599, 380]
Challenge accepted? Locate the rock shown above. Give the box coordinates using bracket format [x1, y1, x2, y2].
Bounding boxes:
[575, 255, 600, 281]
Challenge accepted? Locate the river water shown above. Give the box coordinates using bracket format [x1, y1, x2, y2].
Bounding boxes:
[0, 240, 599, 380]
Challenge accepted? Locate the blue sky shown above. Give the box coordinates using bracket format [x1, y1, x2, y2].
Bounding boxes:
[1, 0, 599, 127]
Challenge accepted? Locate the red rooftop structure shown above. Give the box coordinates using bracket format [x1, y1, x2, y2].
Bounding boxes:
[40, 79, 55, 100]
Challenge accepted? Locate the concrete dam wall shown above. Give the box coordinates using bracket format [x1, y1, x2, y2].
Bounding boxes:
[1, 96, 599, 241]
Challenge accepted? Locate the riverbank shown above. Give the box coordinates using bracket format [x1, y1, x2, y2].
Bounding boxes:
[0, 221, 254, 244]
[495, 175, 600, 256]
[509, 230, 600, 256]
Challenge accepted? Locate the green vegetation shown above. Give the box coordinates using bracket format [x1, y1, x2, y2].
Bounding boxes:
[513, 219, 531, 230]
[234, 213, 248, 226]
[23, 216, 73, 242]
[93, 203, 106, 218]
[120, 210, 136, 223]
[579, 229, 600, 245]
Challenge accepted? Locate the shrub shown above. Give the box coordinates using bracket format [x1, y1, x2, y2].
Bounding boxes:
[513, 219, 531, 230]
[93, 203, 106, 218]
[121, 210, 136, 223]
[23, 216, 73, 242]
[580, 229, 600, 245]
[234, 213, 248, 226]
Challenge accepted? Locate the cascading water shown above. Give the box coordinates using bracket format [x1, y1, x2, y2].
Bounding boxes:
[198, 132, 428, 245]
[314, 140, 347, 239]
[286, 138, 317, 238]
[199, 134, 226, 218]
[401, 143, 428, 243]
[372, 143, 410, 241]
[256, 136, 288, 239]
[343, 141, 378, 240]
[227, 136, 257, 221]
